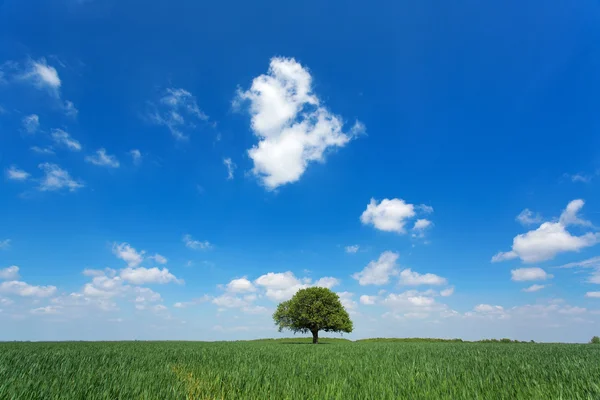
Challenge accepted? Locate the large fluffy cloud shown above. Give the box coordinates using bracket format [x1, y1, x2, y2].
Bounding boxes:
[236, 57, 363, 189]
[493, 200, 599, 263]
[352, 251, 399, 285]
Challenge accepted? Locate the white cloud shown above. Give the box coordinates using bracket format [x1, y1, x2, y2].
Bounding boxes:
[585, 292, 600, 298]
[19, 58, 61, 95]
[223, 158, 236, 180]
[0, 280, 56, 297]
[149, 254, 167, 264]
[0, 266, 20, 280]
[314, 277, 340, 289]
[22, 114, 39, 133]
[556, 257, 600, 284]
[31, 146, 55, 155]
[564, 173, 592, 184]
[382, 291, 436, 310]
[337, 291, 357, 311]
[236, 57, 360, 189]
[149, 88, 208, 140]
[440, 287, 454, 297]
[134, 287, 162, 304]
[516, 209, 543, 226]
[82, 275, 127, 298]
[85, 148, 120, 168]
[493, 200, 599, 263]
[474, 304, 505, 313]
[183, 234, 212, 250]
[0, 239, 10, 250]
[130, 149, 142, 165]
[31, 305, 62, 315]
[120, 267, 182, 285]
[559, 199, 592, 227]
[226, 277, 256, 293]
[112, 242, 145, 267]
[399, 269, 447, 286]
[212, 294, 249, 308]
[360, 198, 416, 234]
[63, 100, 78, 118]
[6, 165, 30, 181]
[345, 245, 359, 254]
[254, 271, 306, 301]
[51, 129, 81, 151]
[352, 251, 399, 285]
[359, 295, 377, 305]
[38, 163, 84, 192]
[511, 267, 553, 281]
[413, 219, 432, 231]
[523, 284, 546, 293]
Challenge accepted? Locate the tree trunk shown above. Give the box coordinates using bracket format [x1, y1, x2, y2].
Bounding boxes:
[312, 330, 319, 344]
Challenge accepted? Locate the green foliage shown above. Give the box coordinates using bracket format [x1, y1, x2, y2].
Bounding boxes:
[2, 341, 600, 399]
[273, 287, 353, 340]
[591, 336, 600, 344]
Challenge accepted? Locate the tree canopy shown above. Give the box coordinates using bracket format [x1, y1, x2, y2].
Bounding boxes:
[273, 286, 353, 344]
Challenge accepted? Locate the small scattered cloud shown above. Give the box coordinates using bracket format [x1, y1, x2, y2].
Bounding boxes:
[51, 129, 81, 151]
[183, 234, 212, 250]
[120, 267, 182, 285]
[130, 149, 142, 165]
[85, 148, 120, 168]
[112, 242, 145, 267]
[399, 269, 447, 286]
[148, 88, 208, 141]
[523, 284, 546, 293]
[511, 267, 553, 281]
[6, 166, 30, 181]
[516, 209, 542, 226]
[235, 57, 362, 189]
[361, 198, 433, 234]
[31, 305, 62, 315]
[223, 158, 236, 180]
[225, 277, 256, 293]
[359, 295, 377, 305]
[18, 58, 61, 96]
[30, 146, 55, 155]
[585, 292, 600, 298]
[0, 239, 10, 250]
[63, 100, 78, 118]
[22, 114, 40, 133]
[563, 173, 592, 184]
[440, 287, 454, 297]
[148, 254, 167, 264]
[352, 251, 399, 286]
[38, 163, 84, 192]
[345, 245, 360, 254]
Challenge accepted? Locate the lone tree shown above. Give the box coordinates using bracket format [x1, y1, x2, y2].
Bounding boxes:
[273, 286, 353, 344]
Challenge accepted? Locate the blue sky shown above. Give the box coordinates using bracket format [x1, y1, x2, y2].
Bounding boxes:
[1, 0, 600, 342]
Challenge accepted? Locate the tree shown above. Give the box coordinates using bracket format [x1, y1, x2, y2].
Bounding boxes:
[591, 336, 600, 344]
[273, 287, 353, 344]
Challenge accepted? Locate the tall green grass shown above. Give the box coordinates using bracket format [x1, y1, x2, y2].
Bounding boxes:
[1, 340, 599, 399]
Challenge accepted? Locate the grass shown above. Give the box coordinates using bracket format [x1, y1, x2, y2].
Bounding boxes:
[1, 339, 600, 399]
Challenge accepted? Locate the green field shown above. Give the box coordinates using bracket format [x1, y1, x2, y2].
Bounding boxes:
[1, 339, 599, 399]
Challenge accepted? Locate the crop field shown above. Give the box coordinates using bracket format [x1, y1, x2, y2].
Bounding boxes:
[1, 339, 600, 399]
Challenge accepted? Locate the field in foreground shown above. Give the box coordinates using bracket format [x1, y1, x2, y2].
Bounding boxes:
[1, 339, 600, 399]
